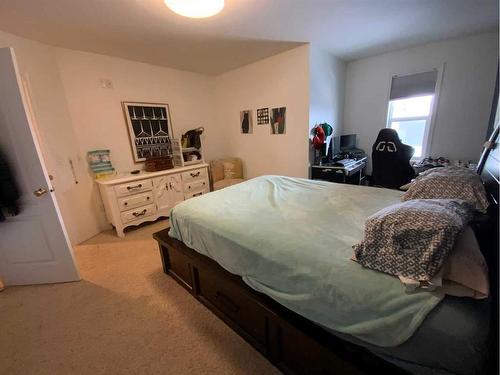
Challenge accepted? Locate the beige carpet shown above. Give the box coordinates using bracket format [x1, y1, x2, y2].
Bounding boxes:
[0, 220, 279, 375]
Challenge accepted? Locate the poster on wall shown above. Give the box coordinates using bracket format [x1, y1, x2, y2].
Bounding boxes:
[240, 110, 253, 134]
[257, 107, 269, 125]
[122, 102, 174, 162]
[270, 107, 286, 135]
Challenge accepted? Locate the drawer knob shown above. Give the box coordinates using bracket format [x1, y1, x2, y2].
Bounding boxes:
[124, 202, 128, 206]
[132, 209, 147, 217]
[147, 197, 150, 200]
[127, 183, 143, 190]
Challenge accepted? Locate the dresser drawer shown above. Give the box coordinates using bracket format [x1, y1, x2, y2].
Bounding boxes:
[117, 191, 153, 212]
[184, 188, 209, 200]
[114, 179, 153, 197]
[120, 203, 156, 224]
[181, 168, 208, 183]
[184, 179, 208, 193]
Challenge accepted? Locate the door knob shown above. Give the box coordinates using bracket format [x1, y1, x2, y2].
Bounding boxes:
[33, 188, 48, 197]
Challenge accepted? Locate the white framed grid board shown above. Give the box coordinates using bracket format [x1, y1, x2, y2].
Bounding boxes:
[122, 102, 174, 162]
[257, 107, 269, 125]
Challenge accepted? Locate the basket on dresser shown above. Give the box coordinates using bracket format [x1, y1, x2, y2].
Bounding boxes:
[145, 155, 174, 172]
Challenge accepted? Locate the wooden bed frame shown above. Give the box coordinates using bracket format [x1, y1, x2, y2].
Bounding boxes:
[153, 126, 499, 375]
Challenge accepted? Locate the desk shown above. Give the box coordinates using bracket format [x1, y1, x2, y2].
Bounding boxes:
[311, 157, 367, 185]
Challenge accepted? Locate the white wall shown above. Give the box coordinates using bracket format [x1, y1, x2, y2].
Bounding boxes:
[309, 46, 346, 167]
[55, 49, 218, 172]
[214, 45, 310, 179]
[53, 48, 218, 240]
[344, 32, 498, 172]
[309, 46, 346, 134]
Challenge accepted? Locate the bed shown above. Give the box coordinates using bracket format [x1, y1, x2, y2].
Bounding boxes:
[153, 127, 498, 374]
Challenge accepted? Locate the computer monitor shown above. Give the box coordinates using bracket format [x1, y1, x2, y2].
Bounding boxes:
[340, 134, 357, 150]
[328, 136, 340, 158]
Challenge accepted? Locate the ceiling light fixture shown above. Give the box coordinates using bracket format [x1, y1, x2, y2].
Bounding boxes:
[164, 0, 224, 18]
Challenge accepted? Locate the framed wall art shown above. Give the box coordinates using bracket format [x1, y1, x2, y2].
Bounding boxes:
[122, 102, 174, 162]
[270, 107, 286, 135]
[240, 110, 253, 134]
[257, 107, 269, 125]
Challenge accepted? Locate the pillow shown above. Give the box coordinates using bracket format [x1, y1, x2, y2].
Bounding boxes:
[353, 199, 473, 281]
[411, 166, 477, 183]
[223, 161, 237, 179]
[422, 166, 483, 181]
[210, 159, 225, 182]
[395, 226, 489, 298]
[222, 159, 243, 180]
[438, 226, 489, 298]
[402, 167, 489, 213]
[352, 226, 490, 298]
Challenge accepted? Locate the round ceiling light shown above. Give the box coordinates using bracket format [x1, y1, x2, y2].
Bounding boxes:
[164, 0, 224, 18]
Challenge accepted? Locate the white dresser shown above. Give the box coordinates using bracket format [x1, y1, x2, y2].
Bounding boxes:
[96, 164, 210, 237]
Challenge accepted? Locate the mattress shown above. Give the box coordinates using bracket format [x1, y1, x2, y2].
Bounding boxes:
[168, 175, 490, 374]
[334, 295, 490, 375]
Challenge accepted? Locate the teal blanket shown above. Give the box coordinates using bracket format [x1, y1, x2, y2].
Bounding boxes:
[169, 176, 443, 347]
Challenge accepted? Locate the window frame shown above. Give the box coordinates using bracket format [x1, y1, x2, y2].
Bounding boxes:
[386, 95, 434, 160]
[384, 65, 444, 161]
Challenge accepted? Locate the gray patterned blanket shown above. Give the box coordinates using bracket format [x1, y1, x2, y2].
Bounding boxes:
[353, 199, 473, 281]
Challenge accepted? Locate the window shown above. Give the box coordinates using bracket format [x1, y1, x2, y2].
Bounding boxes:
[386, 70, 438, 159]
[386, 95, 434, 158]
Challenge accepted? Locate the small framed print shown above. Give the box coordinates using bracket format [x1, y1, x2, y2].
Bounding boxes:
[270, 107, 286, 135]
[240, 110, 253, 134]
[122, 102, 174, 162]
[257, 107, 269, 125]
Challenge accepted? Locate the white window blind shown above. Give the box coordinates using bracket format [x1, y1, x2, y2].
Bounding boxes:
[390, 70, 438, 101]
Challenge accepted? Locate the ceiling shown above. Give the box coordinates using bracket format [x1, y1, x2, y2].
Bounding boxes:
[0, 0, 497, 75]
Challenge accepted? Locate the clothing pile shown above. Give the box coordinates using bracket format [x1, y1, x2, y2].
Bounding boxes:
[0, 151, 20, 221]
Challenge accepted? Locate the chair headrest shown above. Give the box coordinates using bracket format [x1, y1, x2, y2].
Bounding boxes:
[375, 141, 397, 152]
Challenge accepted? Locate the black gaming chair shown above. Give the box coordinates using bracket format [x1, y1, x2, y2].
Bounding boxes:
[371, 129, 415, 189]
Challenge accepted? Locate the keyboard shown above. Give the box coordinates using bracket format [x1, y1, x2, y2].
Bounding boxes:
[333, 159, 358, 167]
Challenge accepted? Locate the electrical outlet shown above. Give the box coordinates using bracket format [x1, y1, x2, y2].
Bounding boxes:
[100, 78, 113, 89]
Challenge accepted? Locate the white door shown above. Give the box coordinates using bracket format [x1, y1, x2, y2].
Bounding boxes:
[167, 174, 184, 207]
[153, 174, 184, 213]
[153, 176, 170, 211]
[0, 47, 80, 286]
